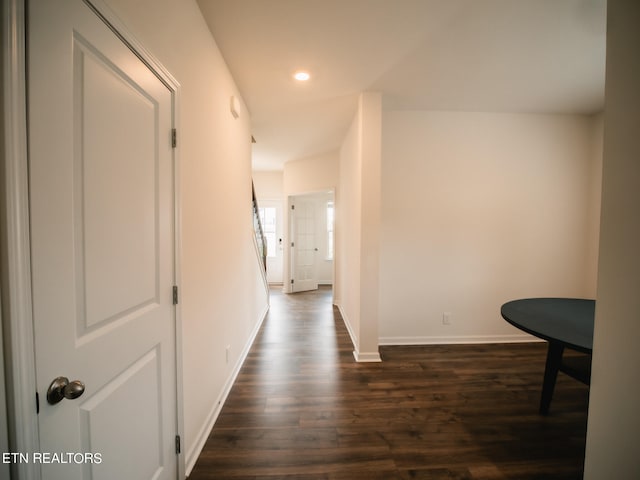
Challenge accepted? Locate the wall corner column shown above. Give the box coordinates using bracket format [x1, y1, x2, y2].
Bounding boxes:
[355, 92, 382, 362]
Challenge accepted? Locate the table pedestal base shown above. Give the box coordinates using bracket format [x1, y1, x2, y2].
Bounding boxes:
[540, 341, 591, 414]
[540, 342, 563, 414]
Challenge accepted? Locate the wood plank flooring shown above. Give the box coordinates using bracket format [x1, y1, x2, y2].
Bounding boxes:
[189, 286, 589, 479]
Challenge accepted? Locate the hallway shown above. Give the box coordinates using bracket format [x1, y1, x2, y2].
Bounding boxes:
[189, 287, 588, 479]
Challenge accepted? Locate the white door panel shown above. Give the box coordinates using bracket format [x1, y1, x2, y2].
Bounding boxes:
[80, 348, 163, 480]
[28, 0, 178, 478]
[291, 198, 318, 292]
[77, 36, 160, 331]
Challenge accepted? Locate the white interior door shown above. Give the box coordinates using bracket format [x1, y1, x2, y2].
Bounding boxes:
[28, 1, 178, 478]
[291, 198, 318, 292]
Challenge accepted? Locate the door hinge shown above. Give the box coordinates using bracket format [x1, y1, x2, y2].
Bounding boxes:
[175, 435, 181, 454]
[291, 242, 294, 247]
[291, 279, 294, 284]
[173, 286, 179, 305]
[36, 391, 40, 414]
[291, 204, 295, 210]
[171, 128, 177, 148]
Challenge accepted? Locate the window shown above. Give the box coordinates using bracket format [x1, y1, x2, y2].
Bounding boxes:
[326, 201, 334, 260]
[258, 207, 277, 258]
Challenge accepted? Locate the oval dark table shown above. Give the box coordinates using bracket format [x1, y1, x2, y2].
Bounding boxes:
[501, 298, 594, 414]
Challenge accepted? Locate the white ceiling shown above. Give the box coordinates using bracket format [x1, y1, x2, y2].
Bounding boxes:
[197, 0, 607, 171]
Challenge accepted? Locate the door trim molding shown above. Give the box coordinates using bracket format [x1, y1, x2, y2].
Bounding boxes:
[1, 1, 41, 478]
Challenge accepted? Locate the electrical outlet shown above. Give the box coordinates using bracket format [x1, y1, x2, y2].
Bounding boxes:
[442, 312, 452, 325]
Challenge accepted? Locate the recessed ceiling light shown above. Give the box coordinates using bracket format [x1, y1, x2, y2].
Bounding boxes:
[293, 71, 310, 81]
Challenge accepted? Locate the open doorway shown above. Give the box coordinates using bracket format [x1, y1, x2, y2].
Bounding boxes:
[288, 191, 335, 293]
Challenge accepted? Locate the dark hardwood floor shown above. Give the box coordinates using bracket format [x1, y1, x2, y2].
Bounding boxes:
[189, 286, 589, 479]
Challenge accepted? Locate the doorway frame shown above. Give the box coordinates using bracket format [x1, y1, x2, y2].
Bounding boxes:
[1, 1, 185, 478]
[285, 189, 336, 296]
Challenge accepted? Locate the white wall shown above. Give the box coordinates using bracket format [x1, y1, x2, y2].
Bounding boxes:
[359, 93, 383, 360]
[102, 0, 269, 473]
[584, 0, 640, 477]
[379, 111, 602, 344]
[283, 150, 338, 195]
[336, 93, 382, 361]
[337, 116, 361, 343]
[253, 170, 284, 199]
[586, 112, 604, 290]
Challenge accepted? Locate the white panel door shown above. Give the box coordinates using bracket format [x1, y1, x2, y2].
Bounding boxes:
[28, 1, 178, 478]
[291, 198, 318, 292]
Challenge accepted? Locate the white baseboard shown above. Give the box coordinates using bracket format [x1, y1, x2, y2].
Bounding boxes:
[336, 303, 358, 352]
[185, 302, 269, 476]
[378, 333, 543, 346]
[336, 304, 382, 362]
[353, 350, 382, 362]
